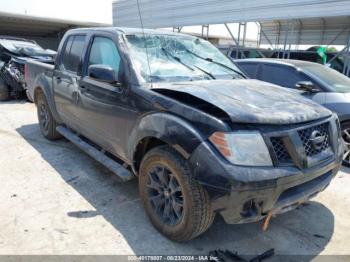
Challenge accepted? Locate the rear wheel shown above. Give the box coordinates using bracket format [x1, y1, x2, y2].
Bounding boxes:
[341, 122, 350, 167]
[0, 78, 10, 101]
[26, 90, 34, 102]
[36, 93, 62, 140]
[139, 145, 214, 242]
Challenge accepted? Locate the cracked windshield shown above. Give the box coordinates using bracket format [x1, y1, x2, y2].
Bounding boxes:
[125, 34, 245, 83]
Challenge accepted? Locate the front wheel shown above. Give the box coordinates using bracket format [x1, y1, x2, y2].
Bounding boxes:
[341, 122, 350, 167]
[139, 145, 214, 242]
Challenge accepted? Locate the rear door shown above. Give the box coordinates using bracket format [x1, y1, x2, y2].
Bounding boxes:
[53, 34, 87, 131]
[258, 63, 327, 104]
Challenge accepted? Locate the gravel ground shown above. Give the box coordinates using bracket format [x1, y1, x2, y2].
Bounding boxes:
[0, 100, 349, 259]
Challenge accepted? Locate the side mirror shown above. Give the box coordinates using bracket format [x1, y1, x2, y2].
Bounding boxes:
[295, 81, 318, 93]
[88, 64, 118, 84]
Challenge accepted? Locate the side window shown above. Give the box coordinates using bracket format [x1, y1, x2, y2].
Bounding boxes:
[88, 37, 121, 75]
[62, 36, 73, 68]
[62, 35, 86, 73]
[259, 64, 309, 88]
[237, 63, 259, 78]
[229, 50, 237, 59]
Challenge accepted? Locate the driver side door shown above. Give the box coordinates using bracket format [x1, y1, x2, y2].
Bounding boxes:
[77, 34, 130, 159]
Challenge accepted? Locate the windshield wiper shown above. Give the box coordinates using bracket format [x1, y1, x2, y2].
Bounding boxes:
[184, 48, 247, 79]
[161, 47, 215, 80]
[192, 65, 216, 80]
[161, 47, 193, 71]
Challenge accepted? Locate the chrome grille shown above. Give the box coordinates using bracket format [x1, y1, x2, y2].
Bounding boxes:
[270, 137, 291, 163]
[298, 123, 330, 157]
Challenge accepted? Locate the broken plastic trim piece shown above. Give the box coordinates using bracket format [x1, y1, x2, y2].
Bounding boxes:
[262, 211, 273, 232]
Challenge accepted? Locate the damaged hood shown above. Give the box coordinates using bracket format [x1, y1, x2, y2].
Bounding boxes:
[152, 79, 332, 125]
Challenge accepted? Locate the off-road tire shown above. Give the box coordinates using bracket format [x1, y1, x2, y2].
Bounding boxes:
[36, 92, 62, 140]
[0, 78, 10, 101]
[341, 121, 350, 167]
[139, 145, 214, 242]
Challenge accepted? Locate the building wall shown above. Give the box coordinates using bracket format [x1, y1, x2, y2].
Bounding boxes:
[26, 36, 60, 50]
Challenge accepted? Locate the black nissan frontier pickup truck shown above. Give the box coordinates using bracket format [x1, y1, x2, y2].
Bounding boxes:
[26, 28, 343, 241]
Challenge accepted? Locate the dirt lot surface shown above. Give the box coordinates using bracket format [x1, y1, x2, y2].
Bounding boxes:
[0, 101, 350, 259]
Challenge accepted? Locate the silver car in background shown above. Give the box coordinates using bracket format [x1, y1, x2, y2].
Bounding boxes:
[235, 58, 350, 166]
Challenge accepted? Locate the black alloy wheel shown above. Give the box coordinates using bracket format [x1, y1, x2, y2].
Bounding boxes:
[139, 145, 214, 242]
[36, 93, 62, 140]
[38, 103, 50, 133]
[146, 165, 184, 226]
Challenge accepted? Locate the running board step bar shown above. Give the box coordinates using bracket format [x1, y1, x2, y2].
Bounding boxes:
[56, 126, 134, 182]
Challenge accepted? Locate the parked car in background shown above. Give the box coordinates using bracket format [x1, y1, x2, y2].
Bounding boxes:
[235, 58, 350, 166]
[227, 46, 345, 73]
[26, 28, 343, 241]
[0, 36, 56, 101]
[226, 46, 275, 59]
[271, 49, 345, 74]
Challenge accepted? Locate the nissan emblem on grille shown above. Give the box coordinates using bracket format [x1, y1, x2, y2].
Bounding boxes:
[271, 122, 331, 165]
[310, 130, 326, 150]
[298, 123, 330, 157]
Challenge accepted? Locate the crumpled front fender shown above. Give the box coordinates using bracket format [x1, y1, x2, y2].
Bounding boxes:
[127, 112, 204, 168]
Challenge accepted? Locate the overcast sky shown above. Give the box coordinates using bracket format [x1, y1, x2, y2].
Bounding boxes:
[0, 0, 114, 24]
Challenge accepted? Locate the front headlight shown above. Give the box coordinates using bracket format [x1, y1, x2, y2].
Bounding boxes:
[209, 131, 273, 166]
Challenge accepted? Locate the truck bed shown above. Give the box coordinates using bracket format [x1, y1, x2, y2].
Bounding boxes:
[25, 59, 54, 102]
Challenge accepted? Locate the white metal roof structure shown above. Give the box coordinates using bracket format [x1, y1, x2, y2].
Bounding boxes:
[113, 0, 350, 76]
[0, 11, 109, 49]
[113, 0, 350, 46]
[260, 16, 350, 46]
[113, 0, 350, 29]
[0, 11, 109, 37]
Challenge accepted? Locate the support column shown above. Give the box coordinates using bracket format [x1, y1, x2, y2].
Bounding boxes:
[201, 25, 209, 40]
[236, 23, 241, 59]
[344, 33, 350, 76]
[282, 21, 291, 59]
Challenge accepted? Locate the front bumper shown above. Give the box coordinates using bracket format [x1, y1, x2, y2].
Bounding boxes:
[188, 120, 343, 224]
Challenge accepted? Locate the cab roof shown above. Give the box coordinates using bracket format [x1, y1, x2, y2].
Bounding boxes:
[68, 27, 194, 38]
